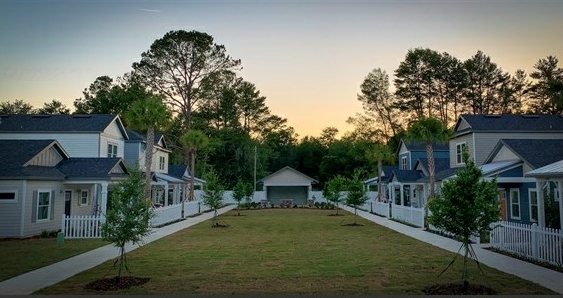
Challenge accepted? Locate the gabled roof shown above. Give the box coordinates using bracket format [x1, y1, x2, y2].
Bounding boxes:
[526, 159, 563, 178]
[0, 140, 68, 179]
[0, 114, 129, 139]
[389, 170, 424, 183]
[56, 158, 129, 180]
[414, 158, 450, 174]
[480, 159, 522, 177]
[364, 165, 398, 185]
[125, 129, 167, 149]
[167, 165, 206, 184]
[399, 139, 449, 153]
[454, 114, 563, 135]
[258, 166, 318, 184]
[486, 139, 563, 169]
[434, 167, 462, 181]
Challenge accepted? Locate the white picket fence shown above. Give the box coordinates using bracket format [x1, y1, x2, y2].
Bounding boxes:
[150, 203, 183, 227]
[390, 204, 424, 228]
[372, 201, 390, 218]
[489, 221, 563, 266]
[61, 215, 105, 239]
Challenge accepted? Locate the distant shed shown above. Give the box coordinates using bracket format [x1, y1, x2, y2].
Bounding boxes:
[258, 166, 317, 206]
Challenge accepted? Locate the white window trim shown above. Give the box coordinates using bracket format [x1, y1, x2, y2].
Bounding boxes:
[80, 190, 89, 206]
[159, 156, 166, 171]
[401, 156, 407, 170]
[528, 188, 538, 223]
[510, 188, 521, 220]
[37, 189, 52, 222]
[0, 189, 18, 203]
[107, 143, 118, 158]
[456, 142, 466, 165]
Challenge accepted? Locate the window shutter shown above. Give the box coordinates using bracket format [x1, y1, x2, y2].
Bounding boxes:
[32, 191, 37, 223]
[50, 190, 56, 220]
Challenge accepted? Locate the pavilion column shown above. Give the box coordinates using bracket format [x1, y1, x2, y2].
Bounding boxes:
[100, 182, 108, 215]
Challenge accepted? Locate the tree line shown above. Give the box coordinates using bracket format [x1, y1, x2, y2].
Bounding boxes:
[2, 30, 562, 189]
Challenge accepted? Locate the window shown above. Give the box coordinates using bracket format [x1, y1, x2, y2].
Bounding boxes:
[37, 191, 51, 221]
[0, 191, 17, 203]
[107, 143, 118, 158]
[401, 156, 407, 170]
[456, 142, 466, 165]
[159, 156, 166, 171]
[529, 189, 538, 222]
[510, 188, 520, 220]
[80, 190, 88, 206]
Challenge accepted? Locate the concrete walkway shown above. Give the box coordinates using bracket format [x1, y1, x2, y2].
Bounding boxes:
[341, 205, 563, 294]
[0, 205, 236, 295]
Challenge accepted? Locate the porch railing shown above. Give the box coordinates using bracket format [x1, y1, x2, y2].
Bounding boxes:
[61, 215, 105, 239]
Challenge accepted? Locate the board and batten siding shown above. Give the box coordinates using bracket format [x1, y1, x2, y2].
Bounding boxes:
[473, 132, 563, 167]
[0, 133, 100, 157]
[0, 180, 24, 238]
[456, 118, 471, 131]
[27, 145, 64, 167]
[23, 181, 64, 238]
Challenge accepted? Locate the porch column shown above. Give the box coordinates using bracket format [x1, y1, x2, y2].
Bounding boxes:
[400, 183, 404, 206]
[536, 180, 545, 227]
[558, 181, 563, 231]
[100, 182, 108, 215]
[174, 184, 180, 205]
[164, 182, 169, 206]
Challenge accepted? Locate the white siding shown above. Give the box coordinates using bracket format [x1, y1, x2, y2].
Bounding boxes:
[0, 133, 100, 157]
[491, 146, 520, 162]
[0, 180, 24, 238]
[101, 120, 126, 141]
[449, 134, 473, 168]
[398, 142, 409, 155]
[67, 186, 95, 216]
[154, 149, 169, 173]
[101, 135, 125, 158]
[262, 169, 313, 186]
[24, 181, 64, 238]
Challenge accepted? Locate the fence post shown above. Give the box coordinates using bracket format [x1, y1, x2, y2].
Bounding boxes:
[531, 223, 538, 259]
[499, 222, 504, 249]
[61, 214, 65, 236]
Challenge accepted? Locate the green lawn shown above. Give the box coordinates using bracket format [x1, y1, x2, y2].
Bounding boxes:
[36, 209, 556, 295]
[0, 237, 109, 282]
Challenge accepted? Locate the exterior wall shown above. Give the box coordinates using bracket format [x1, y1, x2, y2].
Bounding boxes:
[497, 166, 524, 177]
[449, 134, 474, 168]
[153, 149, 169, 173]
[23, 180, 64, 238]
[499, 182, 536, 225]
[64, 185, 96, 216]
[456, 118, 471, 131]
[0, 133, 100, 157]
[124, 142, 142, 168]
[398, 152, 410, 170]
[0, 180, 24, 238]
[100, 135, 125, 158]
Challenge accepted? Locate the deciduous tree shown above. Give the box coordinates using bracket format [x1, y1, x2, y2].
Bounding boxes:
[344, 170, 368, 225]
[202, 167, 225, 227]
[0, 99, 34, 114]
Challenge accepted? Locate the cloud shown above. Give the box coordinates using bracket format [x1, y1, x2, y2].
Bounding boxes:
[139, 8, 162, 13]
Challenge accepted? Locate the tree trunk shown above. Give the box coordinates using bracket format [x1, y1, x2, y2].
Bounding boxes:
[426, 142, 436, 199]
[188, 150, 196, 201]
[145, 126, 155, 203]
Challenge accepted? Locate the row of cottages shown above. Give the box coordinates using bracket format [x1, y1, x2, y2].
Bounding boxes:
[366, 114, 563, 230]
[0, 114, 204, 238]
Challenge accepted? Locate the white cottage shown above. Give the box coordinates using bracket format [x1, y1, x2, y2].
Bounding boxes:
[258, 166, 317, 206]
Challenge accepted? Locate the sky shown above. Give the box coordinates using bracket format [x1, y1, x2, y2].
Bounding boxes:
[1, 0, 562, 138]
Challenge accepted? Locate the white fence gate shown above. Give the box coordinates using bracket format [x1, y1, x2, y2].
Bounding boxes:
[61, 215, 105, 239]
[489, 221, 563, 266]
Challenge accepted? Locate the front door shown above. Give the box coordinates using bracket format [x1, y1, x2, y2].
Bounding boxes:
[498, 189, 507, 221]
[64, 190, 72, 217]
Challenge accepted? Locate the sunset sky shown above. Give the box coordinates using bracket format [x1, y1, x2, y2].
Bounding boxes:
[1, 0, 562, 138]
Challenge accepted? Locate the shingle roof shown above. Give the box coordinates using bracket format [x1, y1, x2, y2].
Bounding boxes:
[125, 128, 167, 149]
[494, 139, 563, 169]
[0, 140, 67, 179]
[168, 165, 189, 179]
[403, 141, 449, 152]
[57, 158, 128, 179]
[456, 114, 563, 133]
[415, 158, 451, 174]
[0, 114, 127, 138]
[390, 170, 424, 183]
[434, 167, 462, 181]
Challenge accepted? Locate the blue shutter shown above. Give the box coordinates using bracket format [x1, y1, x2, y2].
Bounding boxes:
[31, 191, 37, 223]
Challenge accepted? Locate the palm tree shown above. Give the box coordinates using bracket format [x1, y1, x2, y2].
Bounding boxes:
[125, 95, 170, 203]
[366, 143, 395, 202]
[180, 130, 210, 201]
[405, 117, 451, 224]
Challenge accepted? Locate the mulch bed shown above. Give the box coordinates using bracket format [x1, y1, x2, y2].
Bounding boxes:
[422, 282, 497, 295]
[84, 276, 150, 291]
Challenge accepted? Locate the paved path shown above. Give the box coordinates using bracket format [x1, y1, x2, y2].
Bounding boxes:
[341, 205, 563, 294]
[0, 205, 236, 295]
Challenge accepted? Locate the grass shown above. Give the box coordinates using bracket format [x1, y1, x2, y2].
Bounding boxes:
[36, 209, 557, 295]
[0, 237, 109, 282]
